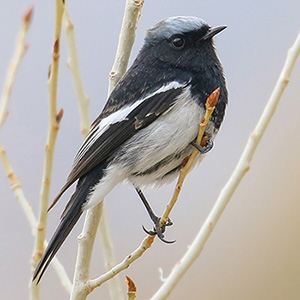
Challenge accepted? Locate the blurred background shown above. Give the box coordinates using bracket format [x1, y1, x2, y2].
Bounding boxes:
[1, 1, 300, 299]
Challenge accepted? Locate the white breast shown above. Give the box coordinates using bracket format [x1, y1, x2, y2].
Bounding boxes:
[114, 88, 213, 187]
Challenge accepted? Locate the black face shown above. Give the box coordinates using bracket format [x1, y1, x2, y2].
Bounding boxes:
[149, 27, 219, 72]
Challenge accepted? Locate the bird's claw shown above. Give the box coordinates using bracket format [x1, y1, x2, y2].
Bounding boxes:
[191, 138, 213, 154]
[142, 217, 175, 244]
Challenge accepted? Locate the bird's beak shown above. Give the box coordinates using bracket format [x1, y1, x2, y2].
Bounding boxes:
[203, 25, 227, 40]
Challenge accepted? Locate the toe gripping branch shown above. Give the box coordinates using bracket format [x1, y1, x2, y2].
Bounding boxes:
[142, 217, 174, 244]
[191, 135, 213, 154]
[136, 188, 175, 243]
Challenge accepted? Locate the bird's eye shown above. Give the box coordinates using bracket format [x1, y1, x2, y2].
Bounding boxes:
[170, 36, 185, 49]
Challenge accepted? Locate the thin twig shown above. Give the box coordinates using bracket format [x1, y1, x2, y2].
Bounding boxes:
[0, 4, 70, 296]
[31, 0, 65, 297]
[63, 6, 91, 137]
[159, 88, 220, 227]
[0, 142, 72, 293]
[63, 4, 124, 299]
[64, 11, 122, 294]
[70, 1, 145, 299]
[151, 30, 300, 300]
[0, 142, 36, 233]
[108, 0, 145, 94]
[71, 203, 104, 300]
[0, 6, 33, 128]
[98, 206, 124, 299]
[88, 236, 155, 292]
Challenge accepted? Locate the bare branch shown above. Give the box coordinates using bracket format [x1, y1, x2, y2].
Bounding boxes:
[0, 4, 71, 296]
[88, 236, 154, 292]
[63, 5, 125, 299]
[0, 142, 36, 232]
[0, 142, 72, 293]
[98, 206, 124, 299]
[63, 6, 91, 137]
[71, 1, 145, 298]
[108, 0, 145, 94]
[31, 0, 65, 297]
[71, 203, 104, 300]
[0, 6, 33, 128]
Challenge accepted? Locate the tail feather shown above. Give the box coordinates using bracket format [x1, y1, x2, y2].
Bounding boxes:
[33, 165, 106, 283]
[33, 202, 82, 283]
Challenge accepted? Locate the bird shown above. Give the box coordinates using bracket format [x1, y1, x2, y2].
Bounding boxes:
[33, 16, 228, 282]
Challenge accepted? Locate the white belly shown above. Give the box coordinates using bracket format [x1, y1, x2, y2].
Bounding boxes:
[113, 90, 215, 187]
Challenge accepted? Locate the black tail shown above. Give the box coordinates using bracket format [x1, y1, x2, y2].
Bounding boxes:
[33, 165, 106, 283]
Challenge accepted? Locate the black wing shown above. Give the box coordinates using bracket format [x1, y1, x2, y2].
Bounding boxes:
[48, 84, 186, 210]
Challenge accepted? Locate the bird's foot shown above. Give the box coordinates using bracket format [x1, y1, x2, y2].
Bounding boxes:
[142, 217, 175, 244]
[191, 136, 213, 154]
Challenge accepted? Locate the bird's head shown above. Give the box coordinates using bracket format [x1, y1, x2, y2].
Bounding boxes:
[144, 16, 226, 71]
